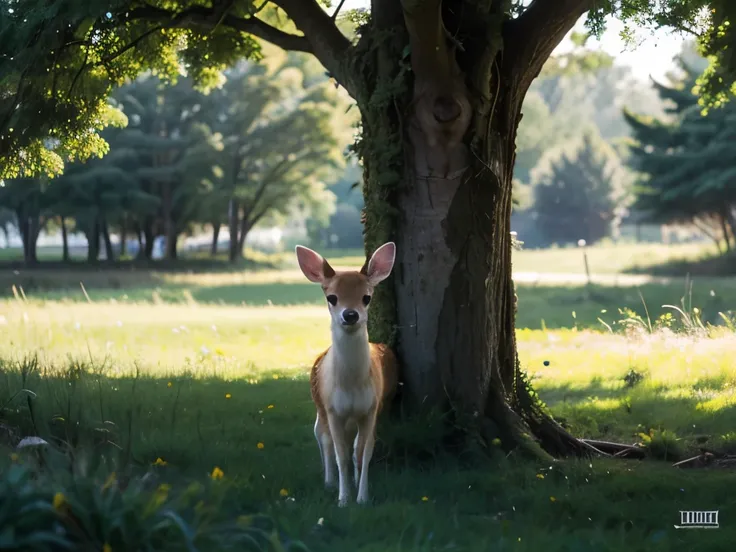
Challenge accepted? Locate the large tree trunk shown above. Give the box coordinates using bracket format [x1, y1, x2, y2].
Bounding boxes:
[60, 216, 70, 262]
[228, 198, 240, 262]
[356, 0, 590, 459]
[210, 222, 221, 256]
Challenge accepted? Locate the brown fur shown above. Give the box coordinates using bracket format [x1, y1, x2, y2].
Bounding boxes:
[310, 342, 399, 432]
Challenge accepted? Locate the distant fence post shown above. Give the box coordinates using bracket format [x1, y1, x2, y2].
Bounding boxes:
[578, 239, 591, 287]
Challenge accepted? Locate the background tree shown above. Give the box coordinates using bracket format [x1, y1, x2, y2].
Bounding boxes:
[0, 177, 50, 264]
[625, 43, 736, 254]
[2, 0, 736, 457]
[0, 207, 14, 248]
[202, 48, 349, 262]
[531, 131, 631, 246]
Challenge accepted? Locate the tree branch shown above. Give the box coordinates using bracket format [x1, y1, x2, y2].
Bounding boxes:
[125, 4, 311, 53]
[503, 0, 594, 98]
[269, 0, 356, 95]
[331, 0, 347, 21]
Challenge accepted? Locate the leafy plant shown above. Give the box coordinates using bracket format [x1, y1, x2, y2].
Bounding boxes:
[0, 456, 309, 552]
[637, 429, 682, 461]
[623, 368, 647, 389]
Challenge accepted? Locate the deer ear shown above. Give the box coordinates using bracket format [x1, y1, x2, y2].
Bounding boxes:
[295, 245, 335, 283]
[364, 242, 395, 285]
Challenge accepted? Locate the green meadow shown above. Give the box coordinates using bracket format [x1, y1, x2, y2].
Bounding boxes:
[2, 243, 736, 551]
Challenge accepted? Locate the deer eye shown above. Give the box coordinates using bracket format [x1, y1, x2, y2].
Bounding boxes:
[362, 295, 371, 306]
[326, 295, 337, 306]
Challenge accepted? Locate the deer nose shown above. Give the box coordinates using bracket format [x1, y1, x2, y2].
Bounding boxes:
[341, 309, 359, 325]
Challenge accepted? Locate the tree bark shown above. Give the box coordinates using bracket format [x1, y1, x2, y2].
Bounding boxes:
[352, 0, 594, 458]
[211, 222, 221, 256]
[135, 224, 144, 252]
[237, 212, 253, 252]
[166, 232, 178, 260]
[228, 198, 240, 262]
[142, 218, 154, 260]
[15, 208, 38, 265]
[60, 216, 69, 262]
[723, 209, 736, 253]
[161, 181, 178, 261]
[87, 218, 100, 262]
[101, 218, 114, 261]
[720, 213, 731, 253]
[119, 218, 128, 258]
[28, 217, 40, 264]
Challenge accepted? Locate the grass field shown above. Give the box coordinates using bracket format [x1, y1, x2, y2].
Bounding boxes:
[2, 243, 736, 550]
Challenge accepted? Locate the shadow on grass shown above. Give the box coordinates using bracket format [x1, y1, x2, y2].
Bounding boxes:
[191, 283, 323, 306]
[515, 280, 736, 330]
[625, 251, 736, 277]
[3, 357, 736, 551]
[6, 275, 736, 331]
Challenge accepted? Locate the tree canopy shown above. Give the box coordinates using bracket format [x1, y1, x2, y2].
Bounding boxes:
[1, 0, 735, 179]
[0, 44, 351, 262]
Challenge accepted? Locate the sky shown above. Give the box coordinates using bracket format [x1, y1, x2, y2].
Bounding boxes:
[341, 0, 687, 83]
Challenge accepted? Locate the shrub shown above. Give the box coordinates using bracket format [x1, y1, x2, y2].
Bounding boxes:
[0, 453, 309, 552]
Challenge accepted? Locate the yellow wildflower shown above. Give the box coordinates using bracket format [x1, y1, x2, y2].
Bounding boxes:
[167, 382, 172, 388]
[267, 404, 274, 409]
[210, 466, 224, 480]
[550, 496, 557, 502]
[102, 472, 117, 491]
[536, 474, 545, 479]
[272, 375, 279, 380]
[257, 442, 265, 450]
[53, 492, 66, 510]
[237, 515, 253, 526]
[153, 457, 167, 466]
[491, 438, 502, 446]
[279, 488, 289, 497]
[421, 496, 429, 502]
[225, 393, 232, 399]
[215, 347, 225, 356]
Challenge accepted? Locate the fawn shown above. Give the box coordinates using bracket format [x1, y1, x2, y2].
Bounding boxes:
[295, 242, 399, 506]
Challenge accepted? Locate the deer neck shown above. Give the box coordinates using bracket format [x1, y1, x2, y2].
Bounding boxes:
[330, 322, 371, 382]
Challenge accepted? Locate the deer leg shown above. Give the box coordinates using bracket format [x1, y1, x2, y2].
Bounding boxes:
[353, 430, 366, 488]
[326, 412, 351, 506]
[314, 412, 335, 488]
[356, 411, 377, 505]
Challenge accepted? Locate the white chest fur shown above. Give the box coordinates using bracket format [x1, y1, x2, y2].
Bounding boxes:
[328, 382, 376, 419]
[322, 327, 377, 420]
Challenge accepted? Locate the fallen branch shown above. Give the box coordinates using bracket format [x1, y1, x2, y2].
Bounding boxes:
[579, 438, 646, 458]
[673, 452, 714, 468]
